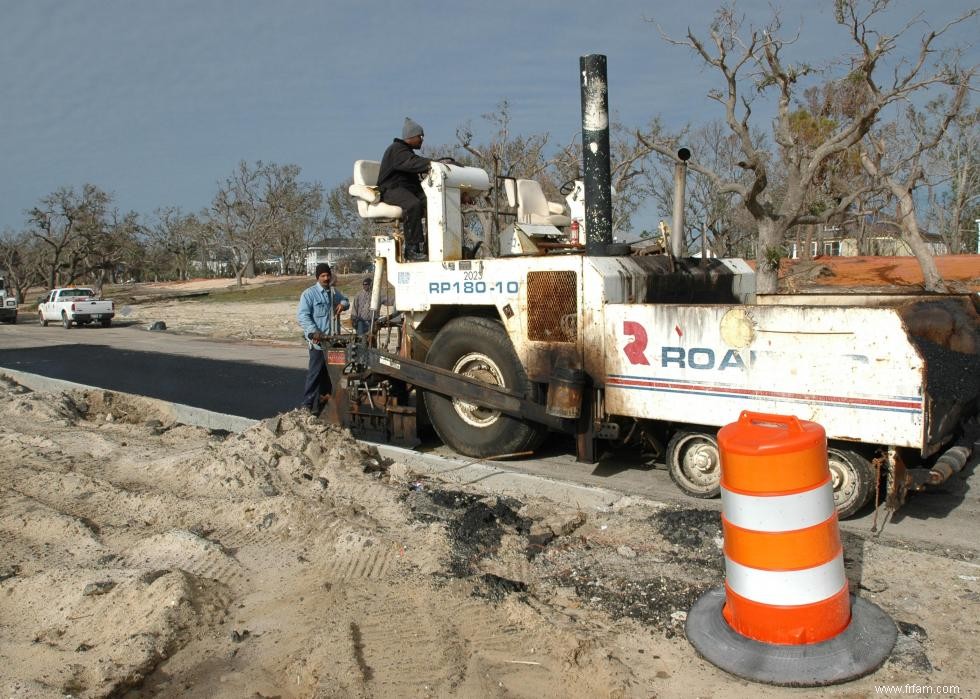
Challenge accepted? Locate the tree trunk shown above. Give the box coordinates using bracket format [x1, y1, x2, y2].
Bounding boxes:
[862, 152, 948, 293]
[895, 193, 947, 293]
[754, 219, 782, 294]
[802, 225, 814, 260]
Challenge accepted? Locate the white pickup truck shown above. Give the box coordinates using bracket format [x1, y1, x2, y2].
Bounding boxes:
[39, 288, 115, 328]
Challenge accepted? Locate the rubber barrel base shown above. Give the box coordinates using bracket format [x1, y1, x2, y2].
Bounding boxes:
[686, 587, 897, 687]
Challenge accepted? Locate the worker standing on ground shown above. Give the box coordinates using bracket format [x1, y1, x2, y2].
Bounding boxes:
[351, 277, 392, 336]
[296, 262, 349, 415]
[377, 117, 431, 259]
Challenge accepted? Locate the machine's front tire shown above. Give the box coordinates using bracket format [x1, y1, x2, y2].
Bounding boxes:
[667, 430, 722, 498]
[39, 311, 48, 327]
[827, 447, 874, 519]
[62, 312, 72, 329]
[424, 316, 546, 458]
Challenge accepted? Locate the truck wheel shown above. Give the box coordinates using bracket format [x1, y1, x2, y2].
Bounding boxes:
[101, 318, 112, 328]
[62, 312, 72, 329]
[667, 430, 721, 498]
[39, 311, 48, 327]
[827, 447, 874, 519]
[424, 316, 546, 458]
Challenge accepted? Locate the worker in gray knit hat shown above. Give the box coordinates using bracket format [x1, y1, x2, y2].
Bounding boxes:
[376, 117, 432, 259]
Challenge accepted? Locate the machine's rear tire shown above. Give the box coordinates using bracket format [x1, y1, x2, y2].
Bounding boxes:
[667, 430, 721, 498]
[62, 312, 72, 329]
[424, 316, 546, 458]
[827, 447, 874, 519]
[101, 318, 111, 328]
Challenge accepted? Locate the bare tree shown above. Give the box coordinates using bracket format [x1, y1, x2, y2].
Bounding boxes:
[29, 184, 111, 288]
[455, 101, 556, 247]
[654, 1, 976, 292]
[860, 80, 972, 292]
[76, 207, 141, 293]
[210, 161, 323, 282]
[456, 101, 664, 248]
[260, 163, 323, 274]
[320, 178, 372, 246]
[924, 104, 980, 254]
[145, 207, 201, 280]
[0, 228, 44, 302]
[645, 120, 757, 256]
[553, 116, 665, 236]
[210, 161, 266, 286]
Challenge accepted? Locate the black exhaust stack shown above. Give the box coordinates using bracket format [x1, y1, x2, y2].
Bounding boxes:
[580, 54, 613, 255]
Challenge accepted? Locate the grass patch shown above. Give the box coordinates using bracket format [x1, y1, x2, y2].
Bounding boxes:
[196, 279, 310, 303]
[126, 274, 368, 305]
[203, 275, 365, 303]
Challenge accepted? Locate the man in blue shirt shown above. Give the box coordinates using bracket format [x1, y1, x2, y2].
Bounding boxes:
[296, 262, 350, 414]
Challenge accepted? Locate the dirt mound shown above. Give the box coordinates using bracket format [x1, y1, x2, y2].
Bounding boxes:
[0, 379, 664, 697]
[3, 569, 228, 697]
[2, 377, 979, 696]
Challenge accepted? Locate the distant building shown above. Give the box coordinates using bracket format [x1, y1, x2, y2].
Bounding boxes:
[788, 222, 949, 259]
[188, 258, 232, 275]
[305, 237, 371, 275]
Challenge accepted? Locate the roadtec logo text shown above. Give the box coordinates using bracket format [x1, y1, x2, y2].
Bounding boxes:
[623, 320, 752, 371]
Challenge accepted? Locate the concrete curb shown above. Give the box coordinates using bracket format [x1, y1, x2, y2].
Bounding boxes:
[372, 442, 636, 512]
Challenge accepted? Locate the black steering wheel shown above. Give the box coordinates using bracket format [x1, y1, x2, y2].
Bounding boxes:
[437, 156, 458, 165]
[558, 178, 577, 196]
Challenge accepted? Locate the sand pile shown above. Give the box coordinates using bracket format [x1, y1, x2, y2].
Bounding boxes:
[2, 377, 979, 697]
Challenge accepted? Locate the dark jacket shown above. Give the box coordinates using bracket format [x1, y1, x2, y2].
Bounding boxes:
[377, 139, 431, 196]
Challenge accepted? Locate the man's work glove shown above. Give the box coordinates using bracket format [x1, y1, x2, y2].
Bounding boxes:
[308, 331, 323, 344]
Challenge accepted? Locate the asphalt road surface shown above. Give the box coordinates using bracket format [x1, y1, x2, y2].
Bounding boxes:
[0, 321, 305, 418]
[2, 319, 978, 554]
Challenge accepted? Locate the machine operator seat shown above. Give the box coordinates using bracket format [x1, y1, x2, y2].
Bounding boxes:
[513, 179, 571, 227]
[348, 160, 404, 220]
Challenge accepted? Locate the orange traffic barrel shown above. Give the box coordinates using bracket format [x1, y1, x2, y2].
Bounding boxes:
[685, 411, 896, 686]
[719, 411, 847, 644]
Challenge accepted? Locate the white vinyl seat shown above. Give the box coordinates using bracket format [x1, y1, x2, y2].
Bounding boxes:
[348, 160, 404, 220]
[515, 179, 571, 227]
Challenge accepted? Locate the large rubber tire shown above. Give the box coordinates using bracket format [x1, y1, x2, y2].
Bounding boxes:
[62, 312, 72, 329]
[828, 447, 874, 519]
[666, 430, 721, 498]
[101, 318, 111, 328]
[39, 311, 48, 327]
[424, 316, 546, 458]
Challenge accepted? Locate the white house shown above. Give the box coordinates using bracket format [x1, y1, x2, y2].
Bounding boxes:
[304, 237, 371, 275]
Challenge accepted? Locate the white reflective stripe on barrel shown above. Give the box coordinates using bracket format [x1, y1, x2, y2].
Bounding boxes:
[725, 555, 846, 606]
[721, 480, 835, 532]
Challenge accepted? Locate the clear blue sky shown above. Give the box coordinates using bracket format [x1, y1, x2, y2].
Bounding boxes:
[1, 0, 975, 233]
